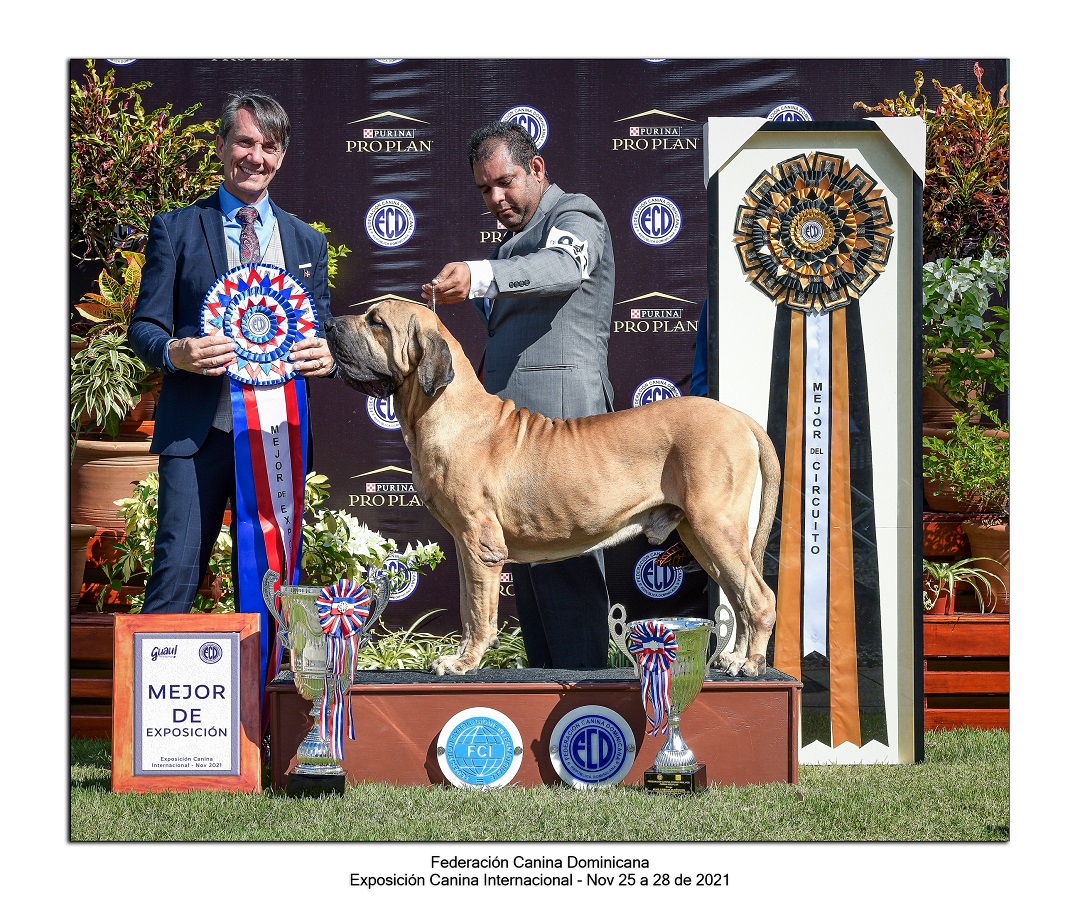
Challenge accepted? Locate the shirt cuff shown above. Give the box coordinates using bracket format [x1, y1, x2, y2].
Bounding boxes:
[465, 260, 497, 300]
[163, 338, 178, 372]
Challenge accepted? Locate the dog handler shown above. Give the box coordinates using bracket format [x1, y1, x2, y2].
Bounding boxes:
[421, 120, 616, 669]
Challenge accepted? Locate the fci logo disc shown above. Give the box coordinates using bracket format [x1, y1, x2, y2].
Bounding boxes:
[437, 707, 523, 788]
[549, 705, 636, 789]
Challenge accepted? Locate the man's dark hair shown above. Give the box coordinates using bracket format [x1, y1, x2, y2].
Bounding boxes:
[468, 121, 548, 179]
[219, 91, 291, 151]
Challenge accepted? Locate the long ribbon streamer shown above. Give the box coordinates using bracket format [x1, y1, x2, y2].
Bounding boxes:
[627, 621, 679, 736]
[316, 579, 371, 760]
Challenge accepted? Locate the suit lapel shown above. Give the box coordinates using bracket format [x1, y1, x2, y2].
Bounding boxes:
[198, 197, 229, 277]
[271, 199, 299, 271]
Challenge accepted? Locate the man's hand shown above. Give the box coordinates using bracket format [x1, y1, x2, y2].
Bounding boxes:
[169, 334, 237, 375]
[421, 262, 471, 304]
[289, 335, 336, 377]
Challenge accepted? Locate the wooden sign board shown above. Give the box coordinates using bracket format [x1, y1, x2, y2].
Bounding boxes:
[111, 613, 262, 793]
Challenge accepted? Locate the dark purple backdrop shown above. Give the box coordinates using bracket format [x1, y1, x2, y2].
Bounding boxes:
[69, 57, 1008, 633]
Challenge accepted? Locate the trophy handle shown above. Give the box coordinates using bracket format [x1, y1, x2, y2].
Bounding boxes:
[706, 602, 736, 669]
[607, 603, 636, 672]
[262, 569, 291, 648]
[357, 568, 391, 650]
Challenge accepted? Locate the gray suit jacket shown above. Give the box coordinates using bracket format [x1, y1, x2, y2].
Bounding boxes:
[472, 184, 615, 420]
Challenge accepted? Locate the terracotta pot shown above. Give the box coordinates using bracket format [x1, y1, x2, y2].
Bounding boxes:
[70, 436, 157, 530]
[961, 519, 1010, 613]
[70, 523, 98, 613]
[922, 351, 993, 430]
[922, 574, 955, 615]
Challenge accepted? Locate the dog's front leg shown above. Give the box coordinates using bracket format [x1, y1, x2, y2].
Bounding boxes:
[431, 537, 504, 675]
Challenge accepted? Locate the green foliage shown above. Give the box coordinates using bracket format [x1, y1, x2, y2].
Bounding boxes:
[922, 252, 1009, 419]
[923, 413, 1010, 520]
[354, 612, 527, 670]
[923, 556, 1008, 613]
[102, 472, 234, 614]
[854, 62, 1009, 262]
[70, 330, 158, 440]
[307, 222, 352, 289]
[103, 471, 443, 615]
[70, 59, 220, 266]
[73, 251, 145, 338]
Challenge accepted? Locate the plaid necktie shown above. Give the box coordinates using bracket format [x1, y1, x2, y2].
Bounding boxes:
[237, 205, 261, 264]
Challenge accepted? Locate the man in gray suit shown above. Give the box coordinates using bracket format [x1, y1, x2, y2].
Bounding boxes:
[421, 120, 615, 669]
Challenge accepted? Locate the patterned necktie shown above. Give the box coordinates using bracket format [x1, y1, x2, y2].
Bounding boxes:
[237, 205, 261, 264]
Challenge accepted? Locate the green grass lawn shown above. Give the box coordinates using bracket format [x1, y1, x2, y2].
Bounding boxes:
[70, 728, 1007, 842]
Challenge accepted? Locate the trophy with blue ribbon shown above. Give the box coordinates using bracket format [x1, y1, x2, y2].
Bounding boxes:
[262, 569, 390, 796]
[609, 604, 717, 794]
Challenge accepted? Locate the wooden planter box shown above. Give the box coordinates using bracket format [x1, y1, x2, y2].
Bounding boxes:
[268, 668, 801, 789]
[923, 614, 1009, 731]
[70, 613, 116, 739]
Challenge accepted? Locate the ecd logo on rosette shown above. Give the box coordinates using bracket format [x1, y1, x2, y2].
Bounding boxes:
[437, 707, 523, 788]
[500, 105, 548, 149]
[365, 198, 415, 247]
[631, 196, 682, 246]
[632, 377, 680, 407]
[549, 705, 636, 789]
[635, 549, 684, 599]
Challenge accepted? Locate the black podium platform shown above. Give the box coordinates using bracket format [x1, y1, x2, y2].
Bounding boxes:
[268, 666, 801, 789]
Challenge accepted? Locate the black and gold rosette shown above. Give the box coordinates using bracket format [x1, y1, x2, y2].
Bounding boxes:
[733, 151, 894, 312]
[735, 151, 889, 753]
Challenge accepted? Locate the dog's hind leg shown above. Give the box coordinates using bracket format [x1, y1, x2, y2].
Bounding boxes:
[676, 519, 775, 677]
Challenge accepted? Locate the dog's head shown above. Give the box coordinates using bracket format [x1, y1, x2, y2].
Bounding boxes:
[325, 300, 455, 400]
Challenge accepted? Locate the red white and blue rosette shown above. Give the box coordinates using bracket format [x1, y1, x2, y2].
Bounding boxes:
[200, 263, 319, 386]
[627, 621, 679, 736]
[316, 579, 371, 760]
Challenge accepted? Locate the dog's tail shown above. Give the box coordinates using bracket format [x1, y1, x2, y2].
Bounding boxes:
[748, 417, 781, 572]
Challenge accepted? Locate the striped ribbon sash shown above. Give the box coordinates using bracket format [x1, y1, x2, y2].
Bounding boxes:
[202, 264, 319, 729]
[315, 579, 371, 760]
[627, 621, 679, 736]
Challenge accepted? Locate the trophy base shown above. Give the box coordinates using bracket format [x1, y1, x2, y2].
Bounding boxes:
[285, 772, 346, 797]
[643, 765, 707, 795]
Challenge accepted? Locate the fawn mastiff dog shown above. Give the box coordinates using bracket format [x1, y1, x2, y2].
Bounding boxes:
[325, 300, 780, 677]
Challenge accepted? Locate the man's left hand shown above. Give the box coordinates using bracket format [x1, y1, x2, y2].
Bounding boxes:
[290, 335, 335, 377]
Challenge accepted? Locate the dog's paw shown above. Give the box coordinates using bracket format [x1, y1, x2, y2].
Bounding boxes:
[714, 652, 766, 678]
[431, 653, 478, 676]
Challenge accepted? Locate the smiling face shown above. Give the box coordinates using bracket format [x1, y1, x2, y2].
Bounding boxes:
[216, 106, 285, 205]
[473, 140, 546, 233]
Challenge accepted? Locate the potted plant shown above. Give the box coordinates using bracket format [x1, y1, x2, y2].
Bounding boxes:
[923, 557, 1008, 615]
[921, 253, 1009, 429]
[922, 414, 1010, 611]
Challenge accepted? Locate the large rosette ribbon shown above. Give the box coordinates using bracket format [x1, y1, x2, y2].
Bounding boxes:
[315, 579, 371, 760]
[627, 621, 679, 736]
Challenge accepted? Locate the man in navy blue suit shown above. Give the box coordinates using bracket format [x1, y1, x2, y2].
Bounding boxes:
[130, 91, 336, 614]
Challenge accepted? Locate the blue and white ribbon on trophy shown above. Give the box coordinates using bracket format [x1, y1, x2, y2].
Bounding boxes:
[201, 264, 319, 730]
[316, 579, 372, 760]
[627, 621, 679, 736]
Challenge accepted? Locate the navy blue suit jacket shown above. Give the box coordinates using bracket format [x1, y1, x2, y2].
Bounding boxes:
[130, 193, 332, 457]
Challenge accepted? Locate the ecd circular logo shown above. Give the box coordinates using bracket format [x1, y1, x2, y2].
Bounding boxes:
[631, 196, 682, 246]
[634, 549, 684, 599]
[380, 552, 419, 602]
[366, 394, 399, 431]
[437, 708, 523, 788]
[632, 377, 680, 407]
[767, 102, 813, 122]
[501, 105, 548, 149]
[550, 706, 636, 788]
[365, 198, 415, 247]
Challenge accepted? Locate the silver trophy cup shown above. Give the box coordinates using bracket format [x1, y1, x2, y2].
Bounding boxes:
[262, 569, 389, 795]
[609, 604, 720, 793]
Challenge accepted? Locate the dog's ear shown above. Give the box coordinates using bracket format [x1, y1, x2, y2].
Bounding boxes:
[409, 314, 455, 397]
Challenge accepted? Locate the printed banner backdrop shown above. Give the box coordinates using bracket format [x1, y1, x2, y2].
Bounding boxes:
[70, 58, 1007, 639]
[705, 119, 923, 763]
